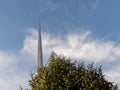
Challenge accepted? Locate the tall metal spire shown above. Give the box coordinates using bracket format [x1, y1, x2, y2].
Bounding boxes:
[37, 17, 43, 67]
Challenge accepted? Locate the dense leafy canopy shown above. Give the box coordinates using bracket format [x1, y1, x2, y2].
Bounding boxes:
[27, 52, 118, 90]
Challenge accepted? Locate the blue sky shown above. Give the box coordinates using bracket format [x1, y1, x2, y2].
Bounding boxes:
[0, 0, 120, 89]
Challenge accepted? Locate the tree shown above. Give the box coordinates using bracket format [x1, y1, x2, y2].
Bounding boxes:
[29, 52, 118, 90]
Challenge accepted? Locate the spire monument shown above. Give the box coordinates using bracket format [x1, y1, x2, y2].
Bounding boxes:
[37, 17, 43, 67]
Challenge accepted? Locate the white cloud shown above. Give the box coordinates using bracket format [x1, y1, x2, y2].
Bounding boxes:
[105, 66, 120, 86]
[21, 28, 37, 58]
[0, 72, 29, 90]
[0, 51, 20, 78]
[0, 50, 30, 90]
[22, 29, 120, 63]
[0, 51, 16, 67]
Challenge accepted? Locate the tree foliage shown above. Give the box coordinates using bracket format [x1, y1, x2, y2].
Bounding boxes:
[28, 52, 118, 90]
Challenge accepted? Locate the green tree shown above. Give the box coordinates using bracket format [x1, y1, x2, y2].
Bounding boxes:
[29, 52, 118, 90]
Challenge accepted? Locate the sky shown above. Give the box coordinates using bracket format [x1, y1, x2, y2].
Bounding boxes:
[0, 0, 120, 89]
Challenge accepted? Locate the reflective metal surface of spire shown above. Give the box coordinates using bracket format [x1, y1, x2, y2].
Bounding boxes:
[37, 17, 43, 67]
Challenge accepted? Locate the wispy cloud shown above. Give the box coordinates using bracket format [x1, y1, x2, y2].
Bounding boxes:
[88, 0, 101, 16]
[38, 0, 60, 12]
[38, 0, 101, 17]
[22, 29, 120, 63]
[61, 0, 101, 22]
